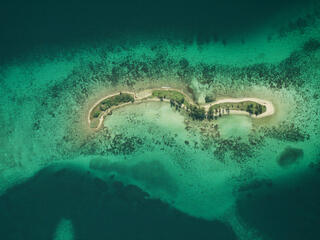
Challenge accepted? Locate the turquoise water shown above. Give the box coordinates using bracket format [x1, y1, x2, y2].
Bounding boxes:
[0, 1, 320, 239]
[217, 115, 252, 139]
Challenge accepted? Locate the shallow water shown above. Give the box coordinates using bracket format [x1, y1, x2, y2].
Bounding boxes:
[217, 115, 252, 139]
[0, 1, 320, 239]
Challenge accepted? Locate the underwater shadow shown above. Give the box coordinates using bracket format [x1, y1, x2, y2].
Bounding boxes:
[0, 166, 237, 240]
[236, 168, 320, 240]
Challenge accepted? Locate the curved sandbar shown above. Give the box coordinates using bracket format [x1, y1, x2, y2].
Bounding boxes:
[88, 91, 136, 129]
[88, 87, 275, 130]
[205, 98, 274, 119]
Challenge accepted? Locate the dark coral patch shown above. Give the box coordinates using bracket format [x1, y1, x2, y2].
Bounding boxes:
[303, 38, 320, 52]
[278, 146, 303, 167]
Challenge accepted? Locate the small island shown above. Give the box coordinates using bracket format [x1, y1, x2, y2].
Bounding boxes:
[88, 88, 274, 130]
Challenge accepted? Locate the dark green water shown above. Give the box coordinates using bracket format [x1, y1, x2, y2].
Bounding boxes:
[0, 1, 320, 240]
[0, 0, 314, 63]
[0, 166, 237, 240]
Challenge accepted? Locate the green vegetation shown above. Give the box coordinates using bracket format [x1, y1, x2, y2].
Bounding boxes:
[152, 90, 187, 106]
[188, 105, 206, 120]
[101, 93, 134, 107]
[207, 107, 215, 120]
[91, 93, 134, 119]
[152, 90, 266, 120]
[152, 89, 207, 120]
[205, 95, 216, 103]
[209, 101, 266, 116]
[93, 110, 101, 118]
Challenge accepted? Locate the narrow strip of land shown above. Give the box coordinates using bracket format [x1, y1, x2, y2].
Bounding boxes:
[205, 98, 274, 118]
[87, 87, 275, 130]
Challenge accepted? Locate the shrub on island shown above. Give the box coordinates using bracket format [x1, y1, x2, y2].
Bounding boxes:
[102, 93, 134, 108]
[91, 93, 134, 119]
[100, 105, 108, 111]
[93, 110, 101, 118]
[209, 101, 266, 117]
[188, 105, 206, 120]
[207, 107, 214, 120]
[152, 90, 185, 106]
[205, 95, 216, 103]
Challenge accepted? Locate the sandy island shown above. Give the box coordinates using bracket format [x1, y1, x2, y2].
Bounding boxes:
[88, 87, 275, 130]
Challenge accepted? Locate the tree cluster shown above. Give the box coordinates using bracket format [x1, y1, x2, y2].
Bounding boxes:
[101, 93, 134, 109]
[188, 105, 206, 120]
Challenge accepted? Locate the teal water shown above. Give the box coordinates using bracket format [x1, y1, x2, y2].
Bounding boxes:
[0, 1, 320, 239]
[217, 115, 252, 139]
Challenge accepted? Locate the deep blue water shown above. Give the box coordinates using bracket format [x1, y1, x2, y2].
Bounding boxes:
[1, 165, 319, 239]
[0, 0, 313, 63]
[0, 167, 237, 240]
[236, 168, 320, 240]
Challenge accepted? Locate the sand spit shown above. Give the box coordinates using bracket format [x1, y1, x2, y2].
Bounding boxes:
[204, 98, 275, 118]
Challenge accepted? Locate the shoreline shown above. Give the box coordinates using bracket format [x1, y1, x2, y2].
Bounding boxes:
[88, 87, 275, 130]
[204, 97, 275, 119]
